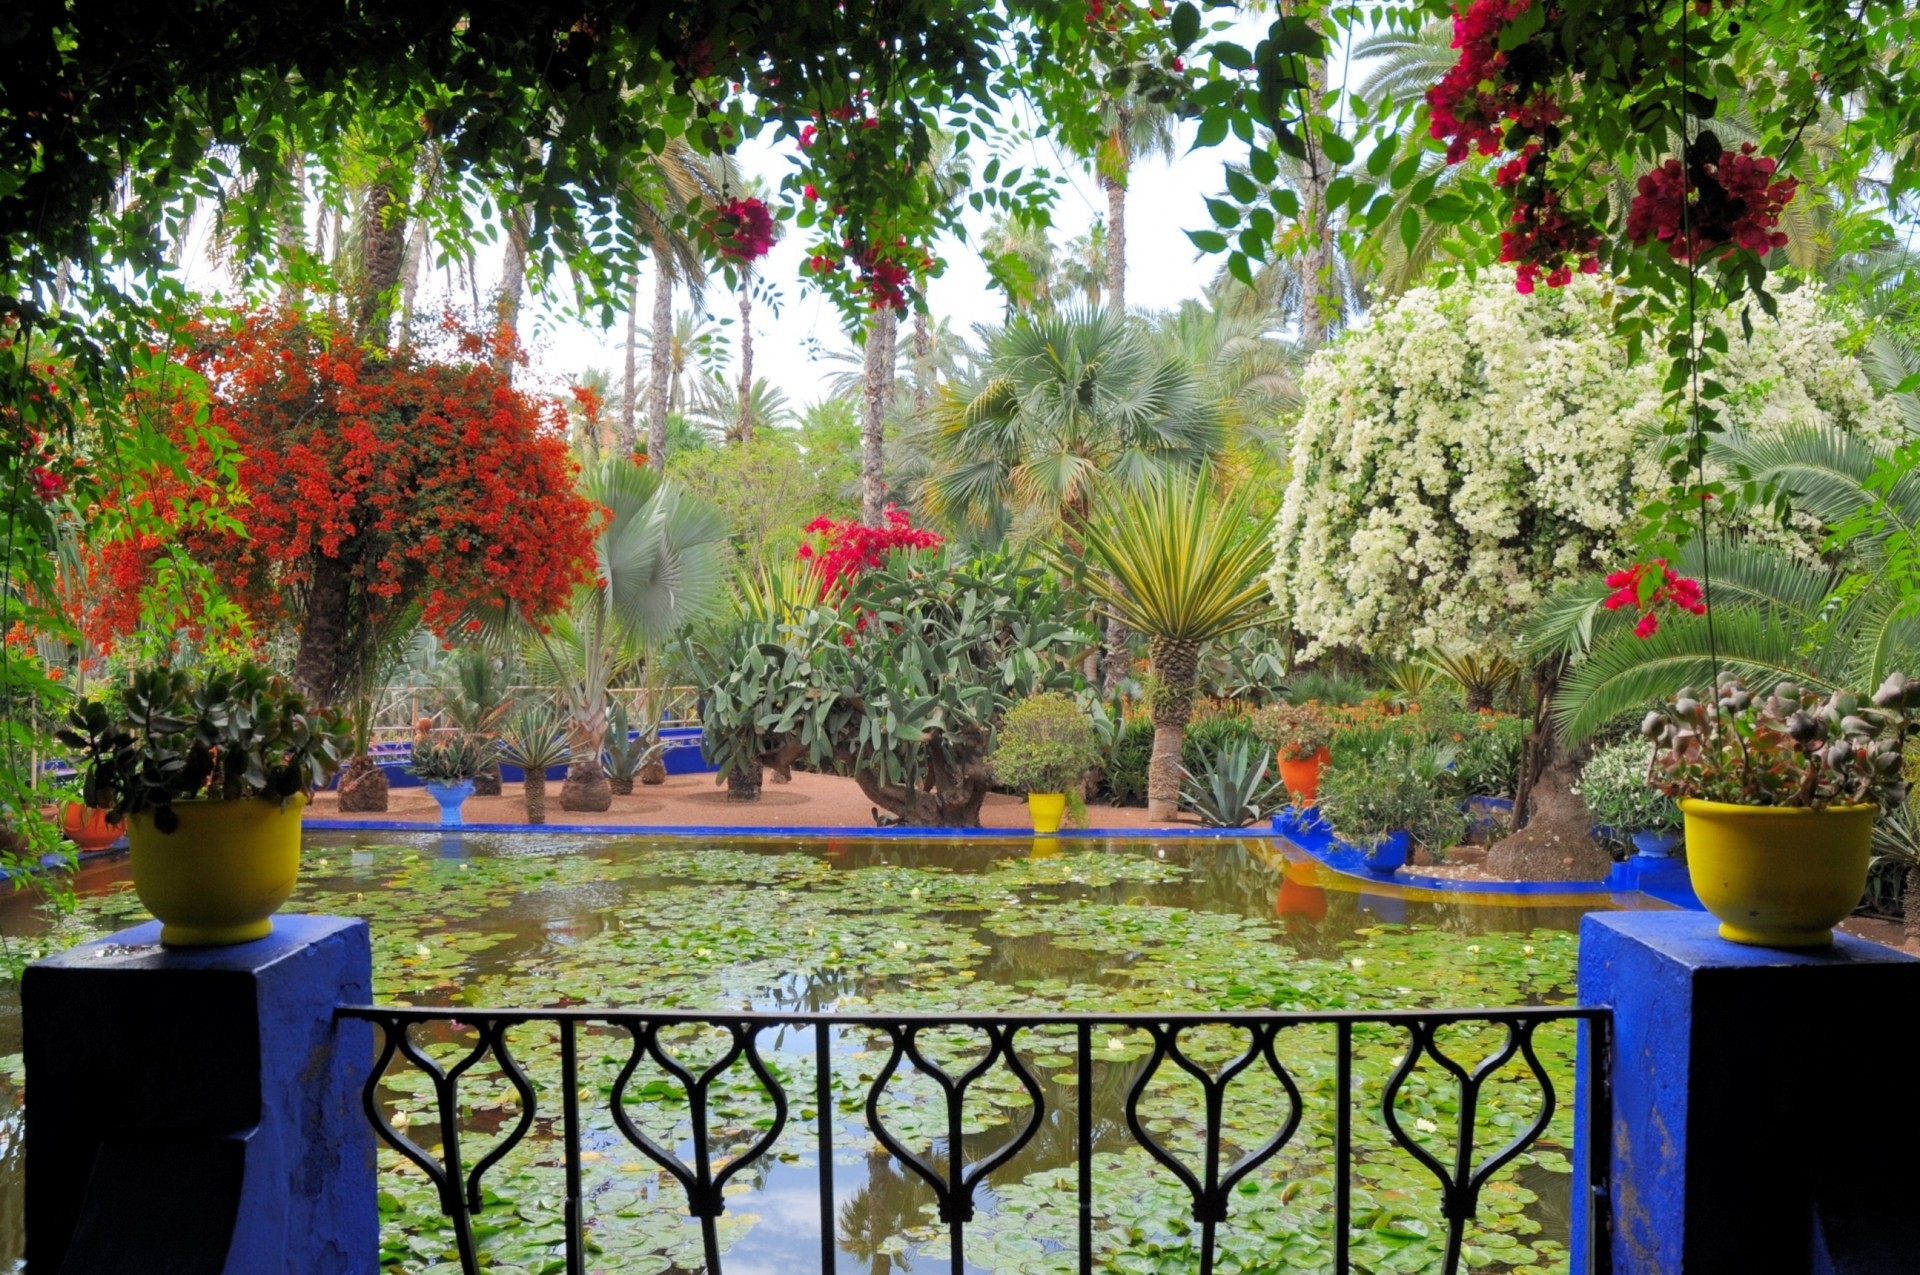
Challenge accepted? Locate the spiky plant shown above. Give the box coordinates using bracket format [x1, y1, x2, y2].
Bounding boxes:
[499, 706, 570, 824]
[1073, 468, 1275, 818]
[1421, 646, 1525, 712]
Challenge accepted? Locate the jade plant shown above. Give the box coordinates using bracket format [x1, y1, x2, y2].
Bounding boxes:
[57, 664, 350, 832]
[1641, 673, 1920, 809]
[989, 692, 1102, 795]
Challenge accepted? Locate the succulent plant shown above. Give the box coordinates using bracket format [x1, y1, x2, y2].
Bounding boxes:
[1640, 672, 1918, 808]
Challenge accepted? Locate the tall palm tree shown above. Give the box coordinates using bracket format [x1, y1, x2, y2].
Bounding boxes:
[1088, 96, 1178, 315]
[622, 141, 734, 467]
[981, 212, 1060, 317]
[512, 459, 732, 810]
[1073, 468, 1276, 818]
[725, 174, 783, 444]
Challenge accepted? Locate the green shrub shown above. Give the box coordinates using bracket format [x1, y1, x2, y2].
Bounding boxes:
[1285, 668, 1371, 707]
[1318, 738, 1469, 854]
[1182, 712, 1260, 772]
[1575, 738, 1679, 849]
[1449, 713, 1528, 800]
[1102, 716, 1156, 806]
[990, 692, 1102, 794]
[1251, 702, 1334, 761]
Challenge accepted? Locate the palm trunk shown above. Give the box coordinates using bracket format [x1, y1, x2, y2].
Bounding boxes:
[1291, 8, 1336, 348]
[525, 772, 547, 824]
[494, 204, 531, 376]
[1102, 611, 1133, 695]
[1146, 636, 1200, 820]
[396, 146, 440, 344]
[355, 181, 408, 345]
[647, 263, 673, 471]
[293, 551, 353, 707]
[860, 308, 897, 524]
[1104, 104, 1130, 317]
[736, 281, 754, 443]
[912, 309, 932, 412]
[621, 275, 642, 456]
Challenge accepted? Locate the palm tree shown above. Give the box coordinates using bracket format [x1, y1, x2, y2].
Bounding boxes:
[981, 212, 1060, 317]
[512, 459, 732, 810]
[1088, 96, 1178, 315]
[725, 174, 783, 444]
[1073, 469, 1276, 818]
[689, 375, 792, 442]
[621, 141, 734, 466]
[928, 307, 1223, 690]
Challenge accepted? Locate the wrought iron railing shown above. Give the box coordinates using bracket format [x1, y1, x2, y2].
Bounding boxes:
[338, 1005, 1610, 1275]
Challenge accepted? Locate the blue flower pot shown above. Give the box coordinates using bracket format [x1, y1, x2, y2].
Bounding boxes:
[1364, 829, 1411, 876]
[425, 779, 475, 828]
[1630, 828, 1683, 859]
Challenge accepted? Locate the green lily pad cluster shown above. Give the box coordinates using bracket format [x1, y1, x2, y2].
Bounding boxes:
[1, 833, 1590, 1273]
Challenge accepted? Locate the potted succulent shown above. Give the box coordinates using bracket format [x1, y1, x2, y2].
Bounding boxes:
[1253, 703, 1335, 805]
[989, 692, 1101, 834]
[407, 731, 490, 827]
[1642, 673, 1918, 948]
[1576, 738, 1682, 857]
[57, 664, 349, 946]
[500, 705, 570, 824]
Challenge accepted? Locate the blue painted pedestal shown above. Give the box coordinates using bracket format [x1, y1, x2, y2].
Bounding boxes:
[23, 915, 376, 1274]
[1573, 911, 1920, 1274]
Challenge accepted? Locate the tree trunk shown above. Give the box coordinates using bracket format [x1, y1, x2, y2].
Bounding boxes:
[1102, 612, 1133, 695]
[472, 760, 502, 797]
[860, 308, 897, 524]
[293, 551, 354, 707]
[494, 204, 531, 377]
[1104, 106, 1130, 316]
[848, 729, 993, 826]
[727, 764, 764, 801]
[336, 753, 390, 813]
[560, 758, 613, 812]
[525, 772, 547, 824]
[1905, 865, 1920, 944]
[1513, 661, 1562, 829]
[621, 274, 642, 456]
[647, 263, 673, 471]
[912, 309, 932, 413]
[1146, 636, 1200, 820]
[355, 181, 408, 346]
[1290, 8, 1336, 349]
[736, 281, 755, 443]
[396, 145, 439, 345]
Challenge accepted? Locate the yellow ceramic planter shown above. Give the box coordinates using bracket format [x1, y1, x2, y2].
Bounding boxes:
[1027, 792, 1067, 835]
[1681, 798, 1876, 948]
[128, 796, 306, 947]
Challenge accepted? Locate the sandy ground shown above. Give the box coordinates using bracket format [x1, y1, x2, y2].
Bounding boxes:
[307, 767, 1196, 831]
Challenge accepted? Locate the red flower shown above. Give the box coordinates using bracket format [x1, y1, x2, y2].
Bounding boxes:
[710, 196, 776, 262]
[1604, 559, 1708, 639]
[1425, 0, 1562, 163]
[799, 506, 943, 600]
[1634, 612, 1660, 638]
[1626, 135, 1797, 262]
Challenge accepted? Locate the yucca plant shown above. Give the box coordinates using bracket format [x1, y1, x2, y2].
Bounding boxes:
[1072, 467, 1275, 818]
[603, 700, 668, 795]
[499, 705, 571, 824]
[1179, 740, 1287, 828]
[736, 555, 826, 625]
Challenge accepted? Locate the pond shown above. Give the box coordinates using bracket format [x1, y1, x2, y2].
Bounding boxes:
[0, 832, 1644, 1274]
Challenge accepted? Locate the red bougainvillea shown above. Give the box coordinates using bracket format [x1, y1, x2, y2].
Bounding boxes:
[90, 309, 600, 681]
[1426, 0, 1562, 164]
[710, 196, 777, 261]
[1496, 145, 1604, 291]
[1626, 134, 1798, 263]
[1604, 559, 1707, 638]
[797, 506, 943, 599]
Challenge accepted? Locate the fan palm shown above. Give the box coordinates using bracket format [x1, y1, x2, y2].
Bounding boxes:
[1072, 468, 1277, 818]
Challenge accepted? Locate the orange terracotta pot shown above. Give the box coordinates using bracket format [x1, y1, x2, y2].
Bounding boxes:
[1275, 862, 1328, 923]
[60, 802, 124, 854]
[1278, 747, 1331, 804]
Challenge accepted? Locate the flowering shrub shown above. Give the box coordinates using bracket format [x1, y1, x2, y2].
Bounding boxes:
[798, 505, 942, 599]
[1269, 276, 1896, 661]
[1602, 559, 1706, 638]
[1641, 673, 1919, 809]
[1575, 738, 1680, 845]
[1626, 134, 1797, 264]
[709, 197, 776, 262]
[1251, 702, 1334, 761]
[90, 309, 599, 693]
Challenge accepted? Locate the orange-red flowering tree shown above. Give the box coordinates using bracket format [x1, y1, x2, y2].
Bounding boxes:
[94, 309, 600, 709]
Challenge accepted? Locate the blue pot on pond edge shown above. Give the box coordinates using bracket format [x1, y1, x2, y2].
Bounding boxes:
[1630, 828, 1683, 858]
[1363, 829, 1411, 876]
[425, 779, 475, 827]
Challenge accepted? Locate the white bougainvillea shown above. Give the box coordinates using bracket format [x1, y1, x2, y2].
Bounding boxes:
[1270, 276, 1893, 660]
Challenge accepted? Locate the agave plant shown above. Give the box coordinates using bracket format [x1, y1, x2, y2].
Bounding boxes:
[1072, 467, 1275, 819]
[1179, 740, 1287, 828]
[603, 700, 668, 795]
[499, 705, 571, 824]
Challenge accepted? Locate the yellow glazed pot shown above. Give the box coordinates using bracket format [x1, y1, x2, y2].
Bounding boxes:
[128, 796, 306, 947]
[1027, 792, 1067, 835]
[1681, 798, 1876, 948]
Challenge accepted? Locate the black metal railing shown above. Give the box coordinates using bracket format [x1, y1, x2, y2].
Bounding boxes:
[337, 1005, 1611, 1275]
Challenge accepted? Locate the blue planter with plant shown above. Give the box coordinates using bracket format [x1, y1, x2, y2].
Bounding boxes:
[1630, 828, 1683, 858]
[408, 734, 490, 828]
[1576, 738, 1682, 858]
[1364, 830, 1411, 876]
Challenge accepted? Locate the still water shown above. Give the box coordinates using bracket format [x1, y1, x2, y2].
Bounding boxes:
[0, 832, 1640, 1273]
